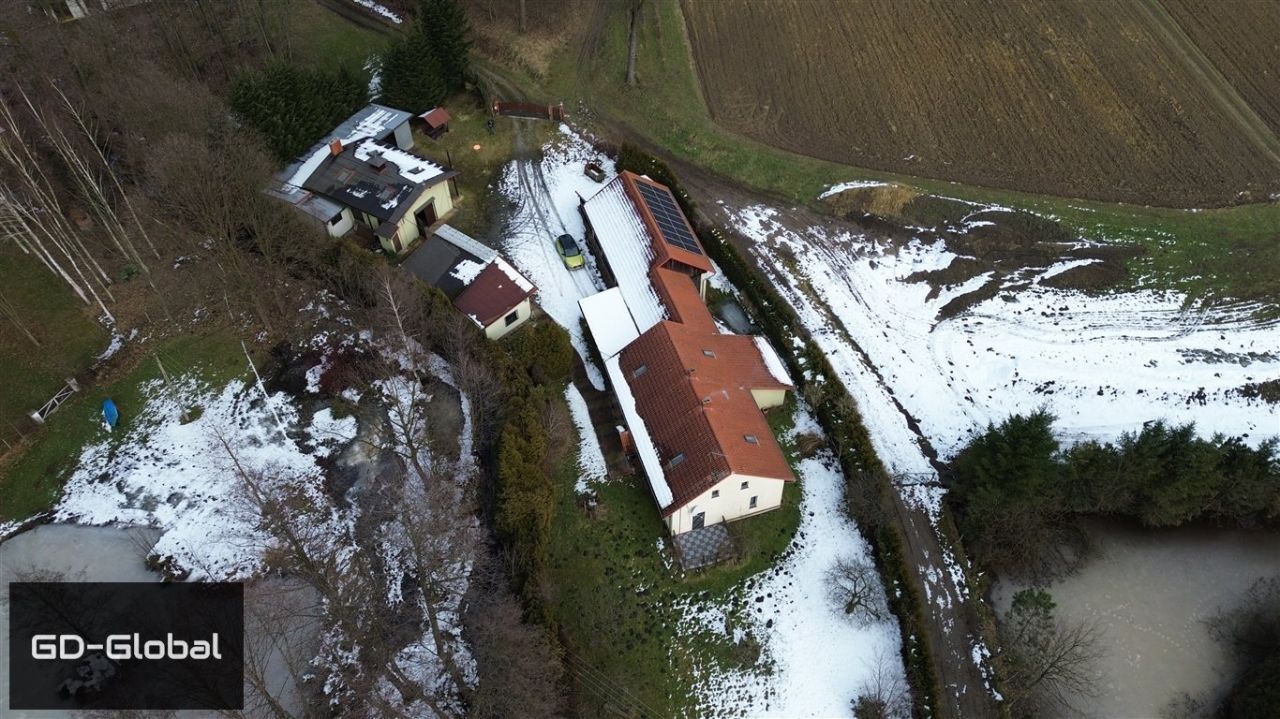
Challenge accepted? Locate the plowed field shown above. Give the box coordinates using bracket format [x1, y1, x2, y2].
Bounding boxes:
[679, 0, 1280, 206]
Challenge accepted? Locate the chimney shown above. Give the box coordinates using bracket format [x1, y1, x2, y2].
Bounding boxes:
[328, 139, 343, 156]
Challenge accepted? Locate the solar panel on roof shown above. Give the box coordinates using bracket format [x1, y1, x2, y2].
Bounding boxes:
[635, 182, 704, 256]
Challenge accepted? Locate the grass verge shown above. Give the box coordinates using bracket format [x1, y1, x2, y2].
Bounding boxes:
[0, 245, 109, 444]
[291, 0, 390, 73]
[546, 400, 802, 717]
[0, 331, 248, 522]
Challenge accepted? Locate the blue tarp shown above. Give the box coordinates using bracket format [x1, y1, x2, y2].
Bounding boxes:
[102, 398, 119, 429]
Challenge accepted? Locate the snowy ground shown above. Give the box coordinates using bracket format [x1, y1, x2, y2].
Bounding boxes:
[724, 199, 1280, 706]
[732, 203, 1280, 461]
[565, 382, 606, 494]
[53, 375, 355, 581]
[679, 407, 905, 718]
[498, 124, 614, 389]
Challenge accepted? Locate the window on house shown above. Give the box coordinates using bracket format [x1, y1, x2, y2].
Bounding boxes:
[668, 453, 685, 468]
[749, 496, 758, 509]
[504, 310, 520, 327]
[711, 490, 719, 498]
[741, 481, 749, 490]
[702, 349, 716, 358]
[744, 434, 759, 444]
[632, 364, 648, 378]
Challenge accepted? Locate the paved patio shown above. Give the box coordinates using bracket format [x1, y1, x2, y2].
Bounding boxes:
[672, 524, 735, 571]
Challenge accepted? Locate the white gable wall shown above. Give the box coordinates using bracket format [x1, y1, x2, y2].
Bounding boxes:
[665, 472, 786, 535]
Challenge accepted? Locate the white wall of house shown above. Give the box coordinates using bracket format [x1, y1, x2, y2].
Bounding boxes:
[664, 472, 787, 535]
[750, 388, 788, 410]
[326, 208, 355, 238]
[393, 123, 415, 151]
[483, 297, 533, 340]
[379, 183, 456, 254]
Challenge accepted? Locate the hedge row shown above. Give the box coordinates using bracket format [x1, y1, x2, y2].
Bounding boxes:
[615, 146, 942, 718]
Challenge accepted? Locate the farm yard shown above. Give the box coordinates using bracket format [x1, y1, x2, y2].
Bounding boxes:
[679, 0, 1280, 207]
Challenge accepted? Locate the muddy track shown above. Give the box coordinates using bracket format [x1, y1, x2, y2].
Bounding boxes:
[314, 0, 402, 36]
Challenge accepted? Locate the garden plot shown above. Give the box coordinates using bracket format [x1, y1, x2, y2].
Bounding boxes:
[498, 125, 615, 389]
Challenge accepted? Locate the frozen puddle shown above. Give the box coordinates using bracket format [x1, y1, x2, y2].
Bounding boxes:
[993, 522, 1280, 717]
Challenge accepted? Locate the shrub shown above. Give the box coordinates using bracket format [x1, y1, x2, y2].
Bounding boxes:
[507, 322, 574, 386]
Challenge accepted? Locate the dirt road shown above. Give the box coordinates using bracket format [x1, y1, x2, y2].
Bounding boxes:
[672, 158, 1004, 719]
[1135, 0, 1280, 168]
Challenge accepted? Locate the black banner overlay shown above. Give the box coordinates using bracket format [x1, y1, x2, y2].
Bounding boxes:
[7, 582, 244, 711]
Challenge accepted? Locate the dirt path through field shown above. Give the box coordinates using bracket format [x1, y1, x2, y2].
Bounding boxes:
[668, 155, 1002, 719]
[1138, 0, 1280, 168]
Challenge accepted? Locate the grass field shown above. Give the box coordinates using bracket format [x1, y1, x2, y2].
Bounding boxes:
[0, 246, 108, 443]
[547, 399, 803, 716]
[0, 331, 248, 522]
[679, 0, 1280, 207]
[290, 0, 391, 73]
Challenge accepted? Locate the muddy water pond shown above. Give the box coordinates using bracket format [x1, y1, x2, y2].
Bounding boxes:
[992, 520, 1280, 718]
[1, 524, 320, 718]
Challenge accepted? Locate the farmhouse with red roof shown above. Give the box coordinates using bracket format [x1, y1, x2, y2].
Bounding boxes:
[578, 172, 795, 537]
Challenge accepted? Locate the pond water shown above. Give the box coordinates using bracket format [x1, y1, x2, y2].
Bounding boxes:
[992, 520, 1280, 718]
[1, 523, 320, 718]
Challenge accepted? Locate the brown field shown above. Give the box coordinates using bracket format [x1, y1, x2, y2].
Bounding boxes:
[1160, 0, 1280, 137]
[679, 0, 1280, 206]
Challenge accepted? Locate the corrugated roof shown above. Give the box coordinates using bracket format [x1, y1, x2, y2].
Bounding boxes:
[582, 176, 669, 333]
[433, 223, 498, 263]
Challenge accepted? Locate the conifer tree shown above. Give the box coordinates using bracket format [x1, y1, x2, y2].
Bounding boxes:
[417, 0, 471, 91]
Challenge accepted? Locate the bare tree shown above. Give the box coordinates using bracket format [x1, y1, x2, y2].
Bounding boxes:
[825, 554, 888, 626]
[464, 558, 564, 719]
[852, 646, 911, 719]
[998, 588, 1105, 717]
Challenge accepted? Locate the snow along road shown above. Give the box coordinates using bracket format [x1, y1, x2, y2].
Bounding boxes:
[498, 122, 611, 389]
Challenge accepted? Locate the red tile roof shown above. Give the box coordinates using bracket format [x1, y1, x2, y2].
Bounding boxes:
[419, 107, 451, 129]
[620, 172, 713, 275]
[452, 261, 535, 327]
[651, 267, 718, 333]
[619, 321, 794, 514]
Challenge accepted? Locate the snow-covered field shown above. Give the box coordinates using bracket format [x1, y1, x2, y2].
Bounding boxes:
[53, 375, 356, 580]
[722, 199, 1279, 707]
[733, 204, 1280, 461]
[680, 407, 905, 718]
[498, 125, 614, 389]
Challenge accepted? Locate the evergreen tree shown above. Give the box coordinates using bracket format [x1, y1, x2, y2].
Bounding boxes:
[417, 0, 471, 91]
[229, 63, 368, 161]
[378, 30, 447, 111]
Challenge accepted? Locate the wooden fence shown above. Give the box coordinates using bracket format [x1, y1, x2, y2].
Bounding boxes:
[491, 101, 566, 121]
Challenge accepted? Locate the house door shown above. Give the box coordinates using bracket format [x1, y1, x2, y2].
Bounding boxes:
[415, 200, 437, 235]
[692, 512, 705, 530]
